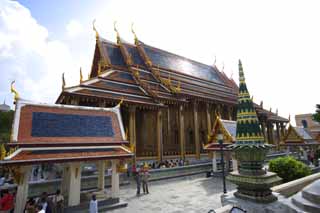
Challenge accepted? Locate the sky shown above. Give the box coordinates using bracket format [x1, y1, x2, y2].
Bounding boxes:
[0, 0, 319, 124]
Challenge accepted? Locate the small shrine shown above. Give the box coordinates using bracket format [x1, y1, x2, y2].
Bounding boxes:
[0, 98, 133, 213]
[204, 116, 238, 172]
[227, 60, 282, 203]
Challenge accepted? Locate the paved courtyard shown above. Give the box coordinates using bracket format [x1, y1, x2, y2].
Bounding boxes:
[109, 174, 236, 213]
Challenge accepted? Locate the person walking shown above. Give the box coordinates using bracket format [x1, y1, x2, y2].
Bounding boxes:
[53, 190, 64, 213]
[89, 195, 98, 213]
[142, 165, 150, 194]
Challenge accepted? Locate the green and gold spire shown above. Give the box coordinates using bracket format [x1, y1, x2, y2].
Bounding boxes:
[235, 60, 265, 147]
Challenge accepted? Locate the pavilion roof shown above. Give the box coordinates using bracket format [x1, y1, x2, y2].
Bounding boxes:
[281, 125, 319, 146]
[1, 100, 133, 165]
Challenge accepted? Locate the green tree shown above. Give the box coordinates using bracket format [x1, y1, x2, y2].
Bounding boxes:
[269, 156, 311, 183]
[0, 110, 14, 142]
[313, 104, 320, 122]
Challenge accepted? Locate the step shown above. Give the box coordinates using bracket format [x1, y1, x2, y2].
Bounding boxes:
[291, 192, 320, 213]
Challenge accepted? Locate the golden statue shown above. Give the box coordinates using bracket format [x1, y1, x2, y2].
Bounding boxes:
[10, 81, 19, 101]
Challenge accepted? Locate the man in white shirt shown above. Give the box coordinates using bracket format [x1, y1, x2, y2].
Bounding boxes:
[89, 194, 98, 213]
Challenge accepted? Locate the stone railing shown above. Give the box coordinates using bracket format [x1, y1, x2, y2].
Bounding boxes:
[271, 172, 320, 197]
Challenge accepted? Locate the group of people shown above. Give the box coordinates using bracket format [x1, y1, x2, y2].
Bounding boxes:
[24, 190, 64, 213]
[133, 164, 151, 196]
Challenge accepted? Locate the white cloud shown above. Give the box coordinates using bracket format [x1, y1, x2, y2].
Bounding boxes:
[0, 0, 79, 105]
[66, 19, 84, 37]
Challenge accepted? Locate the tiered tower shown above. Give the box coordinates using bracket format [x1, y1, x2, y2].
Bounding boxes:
[227, 60, 282, 203]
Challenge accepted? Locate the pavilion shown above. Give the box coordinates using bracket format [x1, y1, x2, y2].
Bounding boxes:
[0, 99, 133, 213]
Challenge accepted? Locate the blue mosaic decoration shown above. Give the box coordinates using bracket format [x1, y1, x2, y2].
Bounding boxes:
[126, 45, 146, 67]
[105, 44, 126, 66]
[143, 45, 223, 84]
[31, 112, 114, 137]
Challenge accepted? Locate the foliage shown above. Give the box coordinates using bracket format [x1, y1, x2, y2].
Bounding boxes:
[0, 110, 14, 143]
[313, 104, 320, 122]
[269, 156, 311, 183]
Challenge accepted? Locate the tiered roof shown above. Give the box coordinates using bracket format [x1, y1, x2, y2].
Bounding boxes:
[281, 125, 319, 146]
[1, 100, 133, 165]
[56, 30, 288, 123]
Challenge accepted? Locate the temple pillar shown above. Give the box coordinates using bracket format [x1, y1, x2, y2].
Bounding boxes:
[111, 160, 120, 198]
[193, 102, 200, 159]
[280, 122, 286, 139]
[261, 121, 266, 139]
[228, 106, 233, 120]
[97, 161, 106, 191]
[70, 98, 79, 106]
[14, 166, 32, 213]
[67, 162, 81, 206]
[129, 106, 136, 165]
[231, 152, 238, 172]
[276, 122, 281, 149]
[178, 105, 185, 160]
[212, 152, 217, 172]
[206, 103, 211, 136]
[157, 110, 163, 162]
[61, 164, 71, 198]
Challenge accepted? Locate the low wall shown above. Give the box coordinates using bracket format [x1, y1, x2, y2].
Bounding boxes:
[271, 172, 320, 197]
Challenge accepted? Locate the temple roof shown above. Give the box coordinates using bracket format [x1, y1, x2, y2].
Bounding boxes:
[1, 100, 133, 165]
[282, 125, 319, 145]
[56, 36, 288, 123]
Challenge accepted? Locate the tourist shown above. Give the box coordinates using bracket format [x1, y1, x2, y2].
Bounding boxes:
[89, 195, 98, 213]
[35, 204, 44, 213]
[0, 189, 14, 212]
[53, 190, 64, 213]
[24, 198, 36, 213]
[141, 167, 150, 194]
[135, 167, 141, 196]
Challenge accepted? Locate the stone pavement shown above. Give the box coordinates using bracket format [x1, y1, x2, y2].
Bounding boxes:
[108, 174, 236, 213]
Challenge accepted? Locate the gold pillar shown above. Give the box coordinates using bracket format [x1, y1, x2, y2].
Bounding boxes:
[157, 110, 163, 162]
[178, 105, 185, 160]
[129, 106, 137, 165]
[206, 103, 212, 136]
[193, 102, 200, 159]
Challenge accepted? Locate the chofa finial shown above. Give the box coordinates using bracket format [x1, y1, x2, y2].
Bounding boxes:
[93, 19, 99, 40]
[131, 23, 139, 45]
[113, 21, 120, 44]
[80, 67, 83, 83]
[10, 80, 19, 101]
[62, 73, 66, 90]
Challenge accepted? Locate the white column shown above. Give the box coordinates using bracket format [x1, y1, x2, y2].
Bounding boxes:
[212, 152, 217, 172]
[97, 161, 106, 191]
[67, 162, 82, 206]
[60, 164, 70, 198]
[14, 166, 32, 213]
[231, 152, 238, 172]
[111, 160, 120, 198]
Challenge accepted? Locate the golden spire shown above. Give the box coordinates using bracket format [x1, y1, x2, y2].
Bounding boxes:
[113, 21, 120, 44]
[93, 19, 99, 40]
[131, 23, 139, 45]
[62, 73, 66, 90]
[10, 81, 19, 101]
[80, 67, 83, 83]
